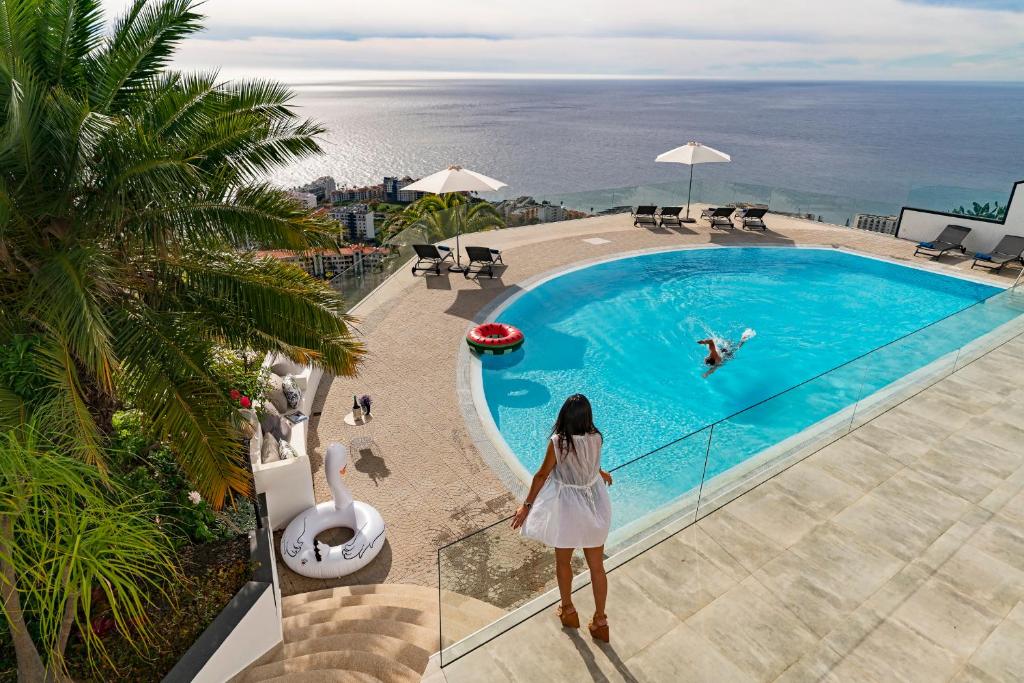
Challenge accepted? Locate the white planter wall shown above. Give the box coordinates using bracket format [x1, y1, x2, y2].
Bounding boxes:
[897, 181, 1024, 254]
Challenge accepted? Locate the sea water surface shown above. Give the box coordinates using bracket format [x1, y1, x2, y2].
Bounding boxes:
[279, 80, 1024, 212]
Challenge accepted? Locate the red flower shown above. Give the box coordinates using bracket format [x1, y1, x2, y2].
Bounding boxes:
[240, 396, 252, 408]
[229, 389, 241, 400]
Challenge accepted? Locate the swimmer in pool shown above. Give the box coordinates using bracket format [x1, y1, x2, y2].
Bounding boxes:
[698, 328, 755, 378]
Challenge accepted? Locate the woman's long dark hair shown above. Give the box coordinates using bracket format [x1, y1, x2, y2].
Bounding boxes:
[551, 394, 601, 454]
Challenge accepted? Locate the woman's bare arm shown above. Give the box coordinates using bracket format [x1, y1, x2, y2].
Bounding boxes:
[511, 441, 556, 529]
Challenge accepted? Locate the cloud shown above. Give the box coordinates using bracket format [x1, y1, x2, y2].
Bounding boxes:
[101, 0, 1024, 80]
[901, 0, 1024, 10]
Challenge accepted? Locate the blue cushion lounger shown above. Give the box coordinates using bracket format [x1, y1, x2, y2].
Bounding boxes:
[913, 225, 971, 259]
[971, 235, 1024, 273]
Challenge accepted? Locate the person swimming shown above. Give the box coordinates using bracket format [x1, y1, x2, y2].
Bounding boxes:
[698, 328, 755, 377]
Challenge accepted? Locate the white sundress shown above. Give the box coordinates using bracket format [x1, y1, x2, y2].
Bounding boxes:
[520, 432, 612, 549]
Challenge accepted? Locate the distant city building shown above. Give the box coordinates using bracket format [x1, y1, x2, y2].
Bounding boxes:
[287, 191, 318, 210]
[384, 176, 426, 203]
[852, 213, 898, 235]
[254, 246, 387, 278]
[495, 197, 583, 226]
[328, 204, 377, 242]
[292, 176, 337, 204]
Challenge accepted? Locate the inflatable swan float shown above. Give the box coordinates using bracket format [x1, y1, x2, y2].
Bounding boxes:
[280, 442, 386, 578]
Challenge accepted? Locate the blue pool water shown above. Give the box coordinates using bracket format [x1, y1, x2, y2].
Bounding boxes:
[480, 247, 1018, 527]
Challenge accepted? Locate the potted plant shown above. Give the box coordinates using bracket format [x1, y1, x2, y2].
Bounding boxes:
[360, 394, 372, 418]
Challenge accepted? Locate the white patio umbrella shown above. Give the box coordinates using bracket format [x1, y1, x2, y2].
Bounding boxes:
[402, 165, 508, 272]
[655, 142, 731, 223]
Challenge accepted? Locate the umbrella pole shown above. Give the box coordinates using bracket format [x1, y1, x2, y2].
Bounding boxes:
[448, 203, 465, 272]
[682, 164, 696, 223]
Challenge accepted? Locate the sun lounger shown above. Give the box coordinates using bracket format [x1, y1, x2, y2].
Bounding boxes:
[913, 225, 971, 259]
[633, 205, 658, 228]
[971, 234, 1024, 273]
[659, 206, 683, 227]
[706, 207, 736, 228]
[736, 207, 768, 231]
[465, 245, 502, 279]
[411, 243, 453, 275]
[700, 207, 718, 221]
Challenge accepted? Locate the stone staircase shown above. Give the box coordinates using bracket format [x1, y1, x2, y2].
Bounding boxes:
[234, 584, 505, 682]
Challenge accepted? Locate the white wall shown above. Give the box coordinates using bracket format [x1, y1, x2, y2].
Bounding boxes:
[897, 181, 1024, 254]
[191, 584, 282, 683]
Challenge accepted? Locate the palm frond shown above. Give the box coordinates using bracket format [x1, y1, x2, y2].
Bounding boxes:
[91, 0, 203, 110]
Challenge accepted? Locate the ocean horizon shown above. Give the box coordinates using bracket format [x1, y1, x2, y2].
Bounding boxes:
[276, 79, 1024, 217]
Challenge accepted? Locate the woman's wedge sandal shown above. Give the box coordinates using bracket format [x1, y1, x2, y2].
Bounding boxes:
[589, 615, 609, 643]
[557, 605, 580, 629]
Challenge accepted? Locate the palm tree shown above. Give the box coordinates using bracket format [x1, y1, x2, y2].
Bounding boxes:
[384, 192, 505, 245]
[0, 0, 364, 505]
[0, 426, 176, 681]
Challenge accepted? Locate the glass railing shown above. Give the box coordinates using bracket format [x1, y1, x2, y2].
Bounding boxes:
[326, 179, 1011, 312]
[330, 202, 505, 310]
[437, 284, 1024, 665]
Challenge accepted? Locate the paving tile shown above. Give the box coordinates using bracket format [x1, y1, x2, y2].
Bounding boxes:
[966, 617, 1024, 682]
[717, 479, 822, 549]
[935, 545, 1024, 617]
[696, 508, 784, 574]
[627, 623, 755, 683]
[686, 578, 819, 681]
[828, 619, 962, 683]
[752, 523, 903, 637]
[891, 578, 1002, 659]
[615, 526, 748, 621]
[804, 435, 904, 494]
[967, 513, 1024, 573]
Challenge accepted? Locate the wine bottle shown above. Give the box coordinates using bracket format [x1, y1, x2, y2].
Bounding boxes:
[352, 395, 360, 416]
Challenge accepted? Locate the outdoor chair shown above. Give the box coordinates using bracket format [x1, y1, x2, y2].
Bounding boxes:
[913, 225, 972, 259]
[700, 207, 718, 221]
[971, 234, 1024, 273]
[464, 245, 503, 279]
[659, 206, 684, 227]
[633, 205, 658, 228]
[736, 207, 768, 231]
[411, 243, 453, 275]
[706, 206, 736, 228]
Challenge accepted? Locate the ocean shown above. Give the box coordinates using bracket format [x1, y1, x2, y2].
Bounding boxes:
[276, 80, 1024, 215]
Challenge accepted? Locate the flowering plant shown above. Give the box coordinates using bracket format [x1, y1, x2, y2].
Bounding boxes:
[359, 394, 372, 415]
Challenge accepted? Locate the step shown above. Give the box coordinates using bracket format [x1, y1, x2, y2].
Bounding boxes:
[281, 604, 435, 633]
[240, 651, 420, 683]
[265, 632, 430, 674]
[278, 617, 437, 653]
[283, 583, 433, 608]
[283, 593, 439, 619]
[261, 673, 379, 683]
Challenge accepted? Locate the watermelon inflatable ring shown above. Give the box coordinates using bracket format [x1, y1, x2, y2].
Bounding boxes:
[467, 322, 525, 355]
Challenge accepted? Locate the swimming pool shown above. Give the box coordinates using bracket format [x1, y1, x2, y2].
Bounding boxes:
[474, 247, 1020, 531]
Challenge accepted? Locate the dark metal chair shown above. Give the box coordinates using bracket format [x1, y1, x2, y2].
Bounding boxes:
[659, 206, 683, 228]
[411, 244, 453, 275]
[913, 225, 971, 259]
[706, 207, 736, 229]
[633, 205, 658, 228]
[464, 245, 502, 279]
[736, 207, 768, 231]
[971, 234, 1024, 273]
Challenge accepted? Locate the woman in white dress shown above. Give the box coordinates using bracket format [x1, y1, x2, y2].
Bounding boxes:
[511, 394, 613, 642]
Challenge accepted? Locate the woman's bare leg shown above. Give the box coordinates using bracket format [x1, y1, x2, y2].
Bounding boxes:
[583, 546, 607, 620]
[555, 547, 575, 609]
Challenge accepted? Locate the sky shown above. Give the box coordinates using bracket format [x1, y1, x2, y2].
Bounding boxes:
[106, 0, 1024, 81]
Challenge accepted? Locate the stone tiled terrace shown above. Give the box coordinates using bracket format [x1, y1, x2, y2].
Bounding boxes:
[276, 208, 1023, 680]
[438, 335, 1024, 681]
